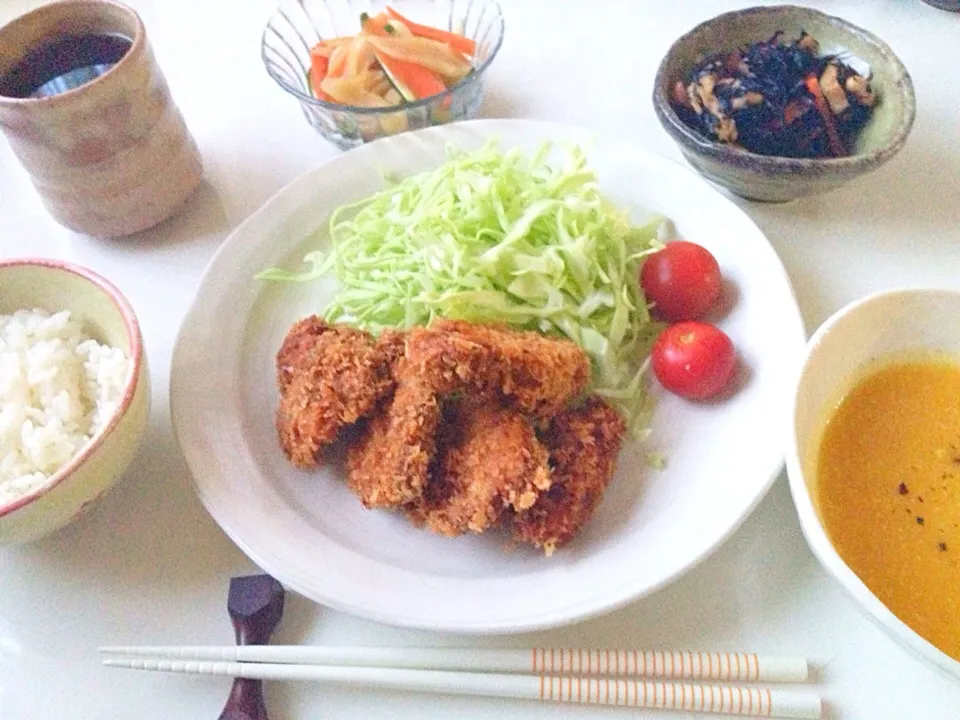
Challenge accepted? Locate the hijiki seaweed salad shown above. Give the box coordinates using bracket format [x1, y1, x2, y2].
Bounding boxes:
[671, 31, 877, 159]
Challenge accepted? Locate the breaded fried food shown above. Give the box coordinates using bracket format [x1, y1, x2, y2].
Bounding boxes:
[374, 328, 408, 376]
[407, 402, 552, 536]
[275, 316, 395, 468]
[276, 315, 328, 393]
[407, 319, 591, 418]
[513, 397, 626, 555]
[404, 326, 496, 396]
[345, 362, 440, 508]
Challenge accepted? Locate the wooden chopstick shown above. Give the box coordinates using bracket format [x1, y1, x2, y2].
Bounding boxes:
[98, 646, 809, 683]
[101, 657, 822, 719]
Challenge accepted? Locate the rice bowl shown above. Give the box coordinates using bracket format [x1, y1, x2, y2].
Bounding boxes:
[0, 259, 149, 544]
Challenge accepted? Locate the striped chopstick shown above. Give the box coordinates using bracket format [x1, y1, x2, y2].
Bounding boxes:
[98, 646, 809, 683]
[101, 657, 822, 719]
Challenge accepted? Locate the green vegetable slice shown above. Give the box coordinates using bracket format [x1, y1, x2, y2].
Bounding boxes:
[259, 140, 665, 436]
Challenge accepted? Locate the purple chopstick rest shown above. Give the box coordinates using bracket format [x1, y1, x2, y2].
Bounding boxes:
[218, 574, 286, 720]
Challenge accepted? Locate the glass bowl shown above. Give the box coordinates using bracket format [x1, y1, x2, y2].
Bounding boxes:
[261, 0, 505, 150]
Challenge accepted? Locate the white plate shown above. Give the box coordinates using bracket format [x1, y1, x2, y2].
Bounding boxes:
[171, 119, 805, 634]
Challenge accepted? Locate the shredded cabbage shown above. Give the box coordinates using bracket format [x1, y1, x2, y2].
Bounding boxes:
[259, 141, 665, 436]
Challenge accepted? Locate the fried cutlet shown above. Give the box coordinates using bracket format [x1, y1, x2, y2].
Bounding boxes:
[276, 315, 328, 393]
[403, 326, 497, 396]
[406, 319, 591, 419]
[345, 361, 440, 508]
[275, 316, 395, 467]
[513, 396, 626, 555]
[374, 328, 408, 376]
[406, 402, 552, 536]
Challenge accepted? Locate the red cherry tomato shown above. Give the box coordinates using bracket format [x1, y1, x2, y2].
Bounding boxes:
[651, 321, 737, 400]
[640, 241, 722, 322]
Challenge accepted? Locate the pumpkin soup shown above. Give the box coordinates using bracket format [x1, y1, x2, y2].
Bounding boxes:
[817, 358, 960, 660]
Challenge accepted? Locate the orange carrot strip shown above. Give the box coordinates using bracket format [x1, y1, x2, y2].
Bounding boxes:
[783, 99, 804, 126]
[376, 52, 447, 99]
[367, 35, 470, 80]
[308, 48, 333, 100]
[805, 75, 846, 158]
[385, 6, 476, 55]
[310, 50, 329, 82]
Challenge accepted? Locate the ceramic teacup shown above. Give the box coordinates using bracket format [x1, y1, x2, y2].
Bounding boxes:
[0, 0, 203, 238]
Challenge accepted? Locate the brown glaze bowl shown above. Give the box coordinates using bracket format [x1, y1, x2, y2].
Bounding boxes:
[919, 0, 960, 11]
[652, 5, 916, 203]
[0, 0, 203, 237]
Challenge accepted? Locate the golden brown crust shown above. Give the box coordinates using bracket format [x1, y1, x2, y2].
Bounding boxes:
[512, 396, 626, 554]
[345, 362, 440, 508]
[276, 315, 332, 394]
[403, 326, 497, 396]
[406, 402, 552, 536]
[374, 329, 408, 376]
[275, 316, 395, 467]
[276, 317, 625, 553]
[412, 319, 591, 418]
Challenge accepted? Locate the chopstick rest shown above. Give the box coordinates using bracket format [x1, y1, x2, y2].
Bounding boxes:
[217, 575, 285, 720]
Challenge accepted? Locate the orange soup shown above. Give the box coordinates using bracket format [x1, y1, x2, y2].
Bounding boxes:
[816, 358, 960, 660]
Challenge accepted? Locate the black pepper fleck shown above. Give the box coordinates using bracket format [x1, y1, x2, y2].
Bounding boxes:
[917, 516, 925, 525]
[898, 482, 909, 495]
[939, 542, 948, 552]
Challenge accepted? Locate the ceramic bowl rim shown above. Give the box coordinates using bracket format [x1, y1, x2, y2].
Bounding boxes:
[784, 287, 960, 682]
[0, 258, 144, 518]
[0, 0, 146, 107]
[260, 0, 505, 115]
[652, 4, 917, 173]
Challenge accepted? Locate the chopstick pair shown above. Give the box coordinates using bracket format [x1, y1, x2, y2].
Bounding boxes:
[100, 645, 821, 719]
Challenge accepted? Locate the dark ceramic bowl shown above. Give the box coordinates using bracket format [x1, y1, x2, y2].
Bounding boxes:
[653, 5, 916, 202]
[919, 0, 960, 11]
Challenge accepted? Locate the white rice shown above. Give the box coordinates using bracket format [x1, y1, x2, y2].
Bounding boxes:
[0, 309, 132, 505]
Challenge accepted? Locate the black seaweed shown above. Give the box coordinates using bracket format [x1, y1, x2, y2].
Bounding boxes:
[673, 32, 876, 159]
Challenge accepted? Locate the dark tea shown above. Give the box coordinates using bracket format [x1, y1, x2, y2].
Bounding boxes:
[0, 33, 132, 99]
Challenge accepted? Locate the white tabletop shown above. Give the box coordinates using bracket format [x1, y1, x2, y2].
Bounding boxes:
[2, 0, 960, 718]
